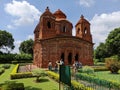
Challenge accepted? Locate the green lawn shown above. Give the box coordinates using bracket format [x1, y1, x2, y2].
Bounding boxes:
[95, 71, 120, 83]
[0, 64, 61, 90]
[0, 64, 15, 83]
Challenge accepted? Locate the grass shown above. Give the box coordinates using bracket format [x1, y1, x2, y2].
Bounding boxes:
[0, 64, 15, 83]
[11, 77, 59, 90]
[0, 64, 61, 90]
[95, 71, 120, 83]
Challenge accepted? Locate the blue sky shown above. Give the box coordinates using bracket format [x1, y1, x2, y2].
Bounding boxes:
[0, 0, 120, 53]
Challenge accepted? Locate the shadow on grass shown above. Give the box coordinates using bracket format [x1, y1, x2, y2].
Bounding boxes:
[25, 86, 42, 90]
[34, 78, 50, 83]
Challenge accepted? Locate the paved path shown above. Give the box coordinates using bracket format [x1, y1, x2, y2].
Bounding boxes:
[18, 65, 38, 73]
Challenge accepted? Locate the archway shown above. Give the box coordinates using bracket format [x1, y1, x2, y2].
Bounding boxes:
[68, 53, 72, 64]
[75, 53, 79, 61]
[61, 53, 64, 62]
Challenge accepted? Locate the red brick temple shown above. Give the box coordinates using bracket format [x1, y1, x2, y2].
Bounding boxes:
[33, 7, 94, 68]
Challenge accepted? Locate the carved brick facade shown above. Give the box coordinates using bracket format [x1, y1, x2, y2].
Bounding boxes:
[33, 7, 94, 68]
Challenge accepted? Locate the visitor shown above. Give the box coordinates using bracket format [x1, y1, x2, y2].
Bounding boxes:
[48, 61, 52, 71]
[79, 61, 82, 68]
[54, 63, 58, 73]
[59, 59, 64, 65]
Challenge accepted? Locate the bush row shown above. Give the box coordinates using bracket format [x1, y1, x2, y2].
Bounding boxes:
[0, 53, 32, 63]
[0, 81, 24, 90]
[2, 64, 11, 69]
[91, 66, 108, 72]
[0, 68, 5, 75]
[10, 64, 33, 79]
[47, 71, 93, 90]
[10, 72, 33, 79]
[76, 73, 120, 89]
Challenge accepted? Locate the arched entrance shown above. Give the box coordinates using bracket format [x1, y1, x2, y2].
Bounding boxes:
[61, 53, 64, 62]
[75, 53, 79, 61]
[68, 53, 72, 65]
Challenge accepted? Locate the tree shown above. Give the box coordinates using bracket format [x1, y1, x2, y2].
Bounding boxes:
[0, 30, 14, 52]
[95, 27, 120, 61]
[106, 27, 120, 57]
[19, 39, 33, 55]
[94, 43, 108, 61]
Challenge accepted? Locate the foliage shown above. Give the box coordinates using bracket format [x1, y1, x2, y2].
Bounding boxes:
[2, 64, 10, 69]
[0, 30, 14, 52]
[91, 66, 108, 72]
[10, 64, 33, 79]
[105, 57, 120, 73]
[0, 53, 32, 63]
[82, 66, 95, 75]
[0, 53, 16, 63]
[14, 53, 32, 61]
[47, 71, 59, 82]
[32, 69, 46, 82]
[0, 68, 5, 75]
[94, 43, 108, 60]
[19, 39, 33, 55]
[11, 64, 19, 74]
[106, 27, 120, 57]
[76, 73, 120, 89]
[95, 27, 120, 60]
[71, 80, 93, 90]
[10, 72, 33, 79]
[0, 65, 59, 90]
[1, 81, 24, 90]
[47, 71, 93, 90]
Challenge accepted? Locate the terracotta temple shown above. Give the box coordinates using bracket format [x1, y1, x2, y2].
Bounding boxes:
[33, 7, 94, 68]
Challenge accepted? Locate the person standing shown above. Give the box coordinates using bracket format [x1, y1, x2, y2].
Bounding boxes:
[60, 59, 64, 65]
[48, 61, 52, 71]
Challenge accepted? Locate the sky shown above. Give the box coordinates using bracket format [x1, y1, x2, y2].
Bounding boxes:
[0, 0, 120, 53]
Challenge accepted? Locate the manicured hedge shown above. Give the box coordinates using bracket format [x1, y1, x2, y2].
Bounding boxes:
[2, 64, 11, 69]
[92, 66, 108, 72]
[76, 73, 120, 89]
[10, 64, 33, 79]
[1, 81, 24, 90]
[0, 53, 32, 63]
[47, 71, 93, 90]
[0, 68, 5, 75]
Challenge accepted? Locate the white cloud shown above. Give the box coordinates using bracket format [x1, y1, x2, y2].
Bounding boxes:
[4, 0, 41, 27]
[79, 0, 95, 7]
[11, 40, 22, 53]
[7, 25, 15, 29]
[27, 34, 34, 40]
[90, 11, 120, 48]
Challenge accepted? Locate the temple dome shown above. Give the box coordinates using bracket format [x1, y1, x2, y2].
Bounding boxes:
[53, 9, 66, 19]
[41, 7, 55, 18]
[75, 15, 90, 27]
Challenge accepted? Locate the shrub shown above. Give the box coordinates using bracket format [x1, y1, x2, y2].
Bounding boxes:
[11, 64, 19, 74]
[10, 64, 33, 79]
[15, 53, 32, 61]
[2, 64, 10, 69]
[32, 69, 46, 82]
[0, 68, 5, 75]
[82, 66, 95, 75]
[0, 54, 16, 63]
[11, 60, 18, 64]
[1, 81, 24, 90]
[47, 71, 59, 82]
[71, 80, 93, 90]
[76, 73, 120, 89]
[10, 72, 33, 79]
[47, 71, 93, 90]
[91, 66, 108, 72]
[105, 57, 120, 74]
